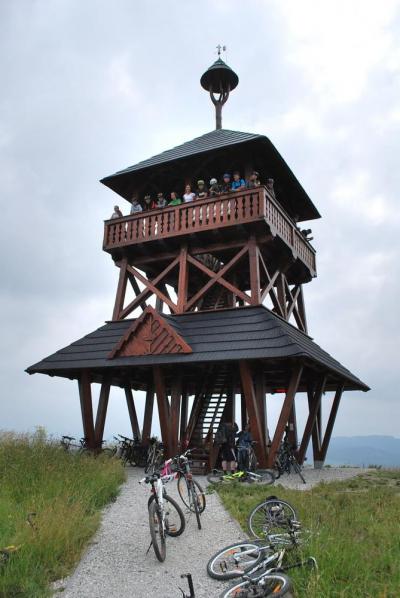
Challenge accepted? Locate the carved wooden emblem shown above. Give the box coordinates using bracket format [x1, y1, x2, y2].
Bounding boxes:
[108, 306, 192, 358]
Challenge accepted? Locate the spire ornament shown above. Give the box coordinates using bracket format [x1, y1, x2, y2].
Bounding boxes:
[200, 48, 239, 130]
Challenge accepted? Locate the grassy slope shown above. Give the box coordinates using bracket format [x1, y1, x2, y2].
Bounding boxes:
[215, 470, 400, 598]
[0, 432, 125, 598]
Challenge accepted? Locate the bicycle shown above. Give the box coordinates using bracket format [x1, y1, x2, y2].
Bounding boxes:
[248, 496, 298, 539]
[145, 437, 164, 473]
[273, 437, 306, 484]
[207, 468, 275, 486]
[140, 472, 185, 562]
[163, 449, 206, 530]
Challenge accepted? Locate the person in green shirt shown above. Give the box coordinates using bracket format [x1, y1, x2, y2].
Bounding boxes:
[168, 191, 182, 206]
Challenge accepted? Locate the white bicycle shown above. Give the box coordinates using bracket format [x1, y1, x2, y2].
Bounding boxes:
[140, 472, 185, 561]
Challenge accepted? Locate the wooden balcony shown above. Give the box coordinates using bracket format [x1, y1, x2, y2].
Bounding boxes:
[103, 186, 316, 275]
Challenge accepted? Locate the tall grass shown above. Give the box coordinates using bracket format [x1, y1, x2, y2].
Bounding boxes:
[0, 430, 125, 597]
[215, 470, 400, 597]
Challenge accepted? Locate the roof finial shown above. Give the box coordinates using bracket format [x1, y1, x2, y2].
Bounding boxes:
[200, 51, 239, 130]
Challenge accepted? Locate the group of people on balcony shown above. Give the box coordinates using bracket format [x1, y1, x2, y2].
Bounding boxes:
[110, 171, 277, 219]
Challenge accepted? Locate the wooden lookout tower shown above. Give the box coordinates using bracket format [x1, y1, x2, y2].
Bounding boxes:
[27, 56, 368, 470]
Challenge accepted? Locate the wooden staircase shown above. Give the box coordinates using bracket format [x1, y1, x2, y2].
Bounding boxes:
[187, 365, 232, 473]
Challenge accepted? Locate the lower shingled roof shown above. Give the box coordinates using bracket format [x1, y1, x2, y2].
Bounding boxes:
[26, 306, 368, 391]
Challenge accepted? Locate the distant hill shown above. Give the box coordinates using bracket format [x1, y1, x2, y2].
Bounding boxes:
[321, 436, 400, 467]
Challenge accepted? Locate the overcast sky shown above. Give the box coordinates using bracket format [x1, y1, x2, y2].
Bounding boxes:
[1, 0, 399, 445]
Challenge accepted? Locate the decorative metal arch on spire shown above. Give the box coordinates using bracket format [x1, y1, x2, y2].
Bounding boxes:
[200, 47, 239, 130]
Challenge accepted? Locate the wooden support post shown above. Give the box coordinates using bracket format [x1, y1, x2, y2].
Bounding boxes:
[248, 237, 261, 305]
[94, 381, 111, 447]
[170, 378, 182, 456]
[312, 400, 322, 463]
[276, 273, 288, 319]
[112, 259, 128, 320]
[297, 376, 327, 465]
[153, 366, 171, 455]
[78, 371, 96, 449]
[287, 402, 298, 449]
[180, 391, 188, 444]
[124, 387, 141, 440]
[319, 384, 344, 462]
[142, 386, 154, 445]
[239, 361, 268, 467]
[177, 245, 188, 313]
[267, 364, 303, 467]
[255, 369, 267, 446]
[297, 286, 308, 333]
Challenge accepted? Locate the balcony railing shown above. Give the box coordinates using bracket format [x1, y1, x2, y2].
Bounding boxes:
[103, 186, 316, 274]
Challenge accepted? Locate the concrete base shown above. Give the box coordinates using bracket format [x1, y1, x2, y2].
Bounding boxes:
[313, 460, 324, 469]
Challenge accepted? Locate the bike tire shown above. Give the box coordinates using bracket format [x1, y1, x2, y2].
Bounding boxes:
[219, 572, 293, 598]
[248, 498, 298, 539]
[177, 477, 206, 513]
[207, 470, 224, 484]
[148, 501, 166, 562]
[192, 484, 202, 530]
[101, 448, 115, 457]
[254, 470, 275, 485]
[148, 494, 185, 537]
[207, 541, 265, 580]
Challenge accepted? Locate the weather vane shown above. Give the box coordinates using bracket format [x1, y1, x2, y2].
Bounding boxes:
[216, 44, 227, 58]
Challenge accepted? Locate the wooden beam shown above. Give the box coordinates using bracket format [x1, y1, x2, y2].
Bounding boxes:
[124, 387, 141, 440]
[78, 371, 96, 449]
[297, 376, 327, 464]
[276, 273, 288, 320]
[249, 236, 261, 304]
[120, 256, 179, 318]
[239, 361, 268, 468]
[112, 259, 128, 320]
[153, 366, 171, 455]
[126, 270, 147, 311]
[126, 264, 178, 314]
[94, 381, 111, 447]
[170, 378, 182, 456]
[255, 369, 266, 447]
[240, 392, 247, 430]
[177, 245, 188, 313]
[320, 384, 344, 461]
[296, 286, 308, 333]
[186, 245, 251, 309]
[267, 364, 303, 467]
[142, 386, 154, 444]
[180, 391, 188, 444]
[287, 402, 298, 449]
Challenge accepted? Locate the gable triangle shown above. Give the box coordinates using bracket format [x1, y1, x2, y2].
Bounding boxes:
[108, 306, 192, 358]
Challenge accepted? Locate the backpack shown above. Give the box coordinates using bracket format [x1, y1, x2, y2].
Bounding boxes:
[214, 424, 227, 445]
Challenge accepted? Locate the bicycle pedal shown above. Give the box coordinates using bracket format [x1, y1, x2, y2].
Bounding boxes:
[168, 525, 177, 532]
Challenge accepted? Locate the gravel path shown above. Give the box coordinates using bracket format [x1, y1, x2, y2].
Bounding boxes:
[58, 467, 366, 598]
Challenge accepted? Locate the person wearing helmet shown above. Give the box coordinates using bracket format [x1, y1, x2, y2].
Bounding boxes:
[195, 179, 208, 199]
[209, 177, 221, 197]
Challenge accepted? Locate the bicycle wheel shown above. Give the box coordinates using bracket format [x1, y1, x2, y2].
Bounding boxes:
[177, 477, 206, 513]
[207, 541, 265, 580]
[219, 572, 293, 597]
[248, 498, 298, 539]
[207, 470, 224, 484]
[253, 470, 275, 485]
[145, 447, 154, 473]
[148, 501, 166, 562]
[148, 494, 185, 537]
[191, 483, 202, 530]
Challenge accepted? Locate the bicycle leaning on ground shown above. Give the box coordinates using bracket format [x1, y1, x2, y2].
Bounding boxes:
[140, 472, 185, 562]
[207, 467, 275, 486]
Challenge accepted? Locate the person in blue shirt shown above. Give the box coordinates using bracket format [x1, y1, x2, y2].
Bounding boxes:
[231, 171, 246, 191]
[236, 423, 253, 471]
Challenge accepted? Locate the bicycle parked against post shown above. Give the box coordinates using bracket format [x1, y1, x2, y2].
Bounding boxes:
[113, 434, 147, 466]
[207, 468, 275, 486]
[273, 436, 306, 484]
[163, 449, 206, 530]
[145, 437, 164, 473]
[140, 472, 185, 562]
